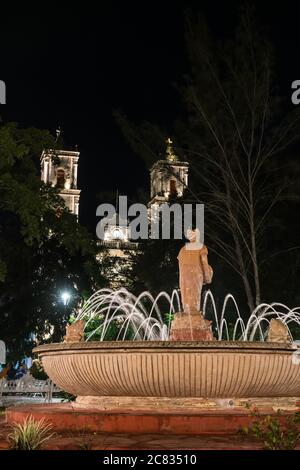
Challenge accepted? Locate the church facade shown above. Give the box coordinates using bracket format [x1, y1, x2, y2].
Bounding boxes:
[40, 139, 189, 249]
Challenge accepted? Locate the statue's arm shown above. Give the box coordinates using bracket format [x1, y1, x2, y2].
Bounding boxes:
[200, 248, 213, 284]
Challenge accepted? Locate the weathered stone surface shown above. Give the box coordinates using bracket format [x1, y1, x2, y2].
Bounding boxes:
[170, 311, 214, 341]
[64, 320, 85, 343]
[5, 401, 300, 444]
[267, 318, 292, 343]
[74, 395, 300, 412]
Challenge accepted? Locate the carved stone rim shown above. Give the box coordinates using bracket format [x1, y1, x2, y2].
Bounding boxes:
[33, 340, 297, 356]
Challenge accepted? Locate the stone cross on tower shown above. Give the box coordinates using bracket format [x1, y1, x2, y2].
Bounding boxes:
[165, 137, 178, 163]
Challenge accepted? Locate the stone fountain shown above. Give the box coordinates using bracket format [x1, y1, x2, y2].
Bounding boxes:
[7, 231, 300, 434]
[34, 229, 300, 400]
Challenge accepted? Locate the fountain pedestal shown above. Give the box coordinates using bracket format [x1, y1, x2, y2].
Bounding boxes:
[7, 397, 300, 436]
[170, 310, 214, 341]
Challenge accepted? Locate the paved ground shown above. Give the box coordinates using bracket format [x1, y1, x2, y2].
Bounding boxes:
[43, 433, 266, 450]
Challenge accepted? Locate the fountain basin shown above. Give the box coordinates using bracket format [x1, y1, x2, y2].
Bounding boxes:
[34, 341, 300, 399]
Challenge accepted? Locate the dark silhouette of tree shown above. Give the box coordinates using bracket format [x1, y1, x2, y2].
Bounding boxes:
[0, 123, 107, 359]
[115, 6, 300, 312]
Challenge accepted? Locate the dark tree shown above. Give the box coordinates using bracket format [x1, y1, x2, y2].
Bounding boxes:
[0, 123, 106, 359]
[115, 7, 300, 313]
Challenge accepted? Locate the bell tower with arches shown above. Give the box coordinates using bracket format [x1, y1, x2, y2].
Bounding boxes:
[41, 149, 81, 218]
[149, 138, 189, 209]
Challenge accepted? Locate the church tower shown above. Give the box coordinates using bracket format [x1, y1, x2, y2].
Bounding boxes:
[149, 138, 189, 208]
[41, 149, 81, 218]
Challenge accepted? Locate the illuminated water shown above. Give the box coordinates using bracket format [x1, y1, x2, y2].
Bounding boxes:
[75, 288, 300, 342]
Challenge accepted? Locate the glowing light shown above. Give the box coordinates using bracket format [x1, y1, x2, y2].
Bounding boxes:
[61, 291, 71, 306]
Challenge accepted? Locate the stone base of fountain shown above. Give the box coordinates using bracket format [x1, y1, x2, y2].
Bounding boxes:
[170, 310, 214, 341]
[24, 340, 300, 438]
[6, 397, 300, 435]
[74, 395, 300, 411]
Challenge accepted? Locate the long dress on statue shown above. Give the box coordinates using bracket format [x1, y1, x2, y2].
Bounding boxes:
[177, 244, 213, 313]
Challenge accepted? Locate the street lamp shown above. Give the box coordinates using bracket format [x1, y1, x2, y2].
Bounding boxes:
[61, 291, 71, 306]
[60, 290, 84, 309]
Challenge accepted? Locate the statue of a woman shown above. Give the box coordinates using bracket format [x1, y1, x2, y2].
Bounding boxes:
[178, 229, 213, 313]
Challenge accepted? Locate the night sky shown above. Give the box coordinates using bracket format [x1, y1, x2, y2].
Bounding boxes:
[1, 1, 300, 229]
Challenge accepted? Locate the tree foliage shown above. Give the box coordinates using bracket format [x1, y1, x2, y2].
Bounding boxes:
[115, 6, 300, 312]
[0, 123, 105, 359]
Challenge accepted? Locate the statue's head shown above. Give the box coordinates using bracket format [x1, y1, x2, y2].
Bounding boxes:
[185, 228, 204, 252]
[186, 228, 199, 242]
